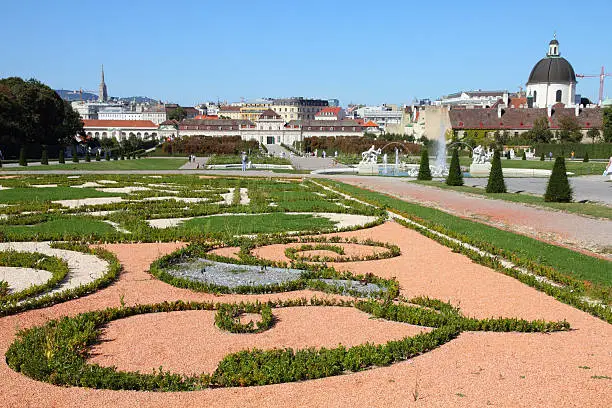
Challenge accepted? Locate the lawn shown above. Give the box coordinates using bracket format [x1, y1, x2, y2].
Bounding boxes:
[412, 180, 612, 220]
[175, 213, 337, 236]
[0, 187, 120, 203]
[458, 157, 606, 176]
[0, 217, 118, 240]
[1, 158, 187, 171]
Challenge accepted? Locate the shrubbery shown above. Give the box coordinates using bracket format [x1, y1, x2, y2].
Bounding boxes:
[486, 150, 506, 193]
[417, 148, 432, 180]
[545, 157, 572, 202]
[445, 149, 463, 186]
[303, 136, 420, 155]
[161, 136, 258, 155]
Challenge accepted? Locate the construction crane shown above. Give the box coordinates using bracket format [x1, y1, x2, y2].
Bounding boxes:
[576, 66, 611, 105]
[67, 88, 97, 102]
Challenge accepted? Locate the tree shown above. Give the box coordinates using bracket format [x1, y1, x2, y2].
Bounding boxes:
[168, 106, 187, 122]
[540, 152, 545, 161]
[417, 148, 432, 180]
[71, 145, 78, 163]
[545, 157, 572, 202]
[521, 150, 526, 160]
[583, 151, 589, 162]
[586, 127, 600, 144]
[41, 145, 48, 165]
[19, 145, 27, 166]
[558, 114, 583, 143]
[525, 116, 553, 143]
[58, 148, 65, 164]
[602, 107, 612, 143]
[486, 150, 506, 193]
[85, 150, 91, 162]
[95, 149, 101, 161]
[445, 149, 463, 186]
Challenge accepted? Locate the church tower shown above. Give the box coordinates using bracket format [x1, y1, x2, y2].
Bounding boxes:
[99, 65, 108, 102]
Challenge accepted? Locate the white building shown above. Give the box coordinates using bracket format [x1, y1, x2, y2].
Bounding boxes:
[526, 35, 577, 108]
[437, 90, 509, 107]
[315, 107, 345, 120]
[355, 105, 402, 131]
[83, 120, 158, 141]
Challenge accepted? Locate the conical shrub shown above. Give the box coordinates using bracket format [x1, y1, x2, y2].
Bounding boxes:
[71, 145, 79, 163]
[545, 157, 572, 202]
[85, 151, 91, 162]
[486, 151, 506, 193]
[41, 146, 48, 165]
[417, 148, 432, 180]
[540, 152, 545, 161]
[96, 150, 101, 161]
[58, 149, 65, 164]
[445, 149, 463, 186]
[583, 151, 589, 162]
[521, 150, 526, 160]
[19, 146, 27, 166]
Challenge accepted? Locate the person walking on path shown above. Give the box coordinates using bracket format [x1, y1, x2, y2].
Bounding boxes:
[241, 152, 248, 172]
[549, 151, 553, 161]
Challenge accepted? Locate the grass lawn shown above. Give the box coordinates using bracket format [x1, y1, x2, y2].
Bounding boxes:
[412, 180, 612, 220]
[458, 157, 606, 176]
[324, 180, 611, 288]
[0, 217, 118, 239]
[1, 158, 187, 171]
[176, 213, 336, 236]
[0, 187, 120, 203]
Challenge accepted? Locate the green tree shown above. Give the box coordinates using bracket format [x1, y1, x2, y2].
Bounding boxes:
[602, 107, 612, 143]
[540, 152, 545, 161]
[41, 145, 48, 165]
[71, 145, 79, 163]
[417, 148, 432, 180]
[521, 150, 526, 160]
[168, 106, 187, 122]
[85, 150, 91, 162]
[586, 127, 600, 144]
[525, 116, 553, 143]
[445, 149, 463, 186]
[19, 145, 27, 166]
[58, 148, 65, 164]
[545, 157, 572, 202]
[95, 149, 101, 161]
[558, 115, 583, 143]
[486, 151, 506, 193]
[583, 151, 589, 162]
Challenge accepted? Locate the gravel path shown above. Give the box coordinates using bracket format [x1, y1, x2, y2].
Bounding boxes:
[0, 242, 108, 298]
[333, 175, 612, 257]
[0, 267, 52, 292]
[0, 226, 610, 407]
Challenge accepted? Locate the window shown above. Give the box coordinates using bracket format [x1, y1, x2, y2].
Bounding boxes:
[533, 90, 537, 103]
[556, 89, 562, 103]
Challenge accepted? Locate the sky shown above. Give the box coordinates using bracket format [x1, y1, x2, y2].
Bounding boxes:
[1, 0, 611, 106]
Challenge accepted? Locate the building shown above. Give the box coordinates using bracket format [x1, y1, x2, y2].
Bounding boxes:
[165, 104, 199, 119]
[438, 90, 509, 107]
[239, 97, 329, 122]
[83, 119, 159, 140]
[315, 107, 345, 120]
[218, 105, 243, 120]
[526, 35, 577, 108]
[355, 105, 402, 131]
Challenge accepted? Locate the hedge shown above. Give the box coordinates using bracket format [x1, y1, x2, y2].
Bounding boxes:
[534, 143, 612, 159]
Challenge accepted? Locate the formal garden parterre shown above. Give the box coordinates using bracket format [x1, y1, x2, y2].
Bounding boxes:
[0, 174, 610, 407]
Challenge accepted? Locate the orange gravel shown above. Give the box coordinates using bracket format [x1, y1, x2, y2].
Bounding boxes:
[0, 223, 610, 407]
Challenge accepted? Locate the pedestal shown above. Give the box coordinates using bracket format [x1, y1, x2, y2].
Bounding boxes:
[469, 163, 491, 176]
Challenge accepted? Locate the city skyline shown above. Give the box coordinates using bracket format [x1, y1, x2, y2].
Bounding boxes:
[1, 0, 611, 106]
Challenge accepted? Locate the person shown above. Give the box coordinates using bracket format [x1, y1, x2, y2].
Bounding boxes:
[241, 152, 247, 171]
[322, 151, 326, 158]
[571, 151, 575, 160]
[603, 156, 612, 176]
[549, 151, 553, 161]
[334, 151, 338, 158]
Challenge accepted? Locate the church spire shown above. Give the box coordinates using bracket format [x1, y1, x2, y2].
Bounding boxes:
[547, 33, 560, 57]
[99, 64, 108, 102]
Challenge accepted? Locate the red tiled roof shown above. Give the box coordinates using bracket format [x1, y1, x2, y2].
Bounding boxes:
[509, 97, 527, 108]
[315, 107, 342, 116]
[363, 120, 379, 127]
[219, 105, 241, 112]
[83, 120, 158, 128]
[259, 108, 281, 119]
[194, 115, 219, 120]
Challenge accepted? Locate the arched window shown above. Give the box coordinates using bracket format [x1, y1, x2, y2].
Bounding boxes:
[533, 90, 537, 103]
[556, 89, 562, 103]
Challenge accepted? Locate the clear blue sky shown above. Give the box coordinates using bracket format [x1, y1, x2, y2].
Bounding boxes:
[1, 0, 611, 106]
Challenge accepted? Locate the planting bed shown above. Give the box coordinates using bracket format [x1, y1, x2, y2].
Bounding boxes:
[0, 174, 610, 407]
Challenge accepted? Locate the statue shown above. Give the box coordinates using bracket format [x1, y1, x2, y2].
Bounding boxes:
[361, 145, 382, 164]
[472, 145, 486, 164]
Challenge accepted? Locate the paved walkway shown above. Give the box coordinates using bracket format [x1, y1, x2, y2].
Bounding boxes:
[179, 156, 208, 170]
[331, 175, 612, 258]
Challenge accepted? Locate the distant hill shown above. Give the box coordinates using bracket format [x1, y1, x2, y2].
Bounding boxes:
[55, 90, 160, 104]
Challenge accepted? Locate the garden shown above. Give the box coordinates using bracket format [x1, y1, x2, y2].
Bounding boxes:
[0, 174, 609, 407]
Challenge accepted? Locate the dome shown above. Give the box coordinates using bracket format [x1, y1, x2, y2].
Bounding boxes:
[527, 57, 576, 85]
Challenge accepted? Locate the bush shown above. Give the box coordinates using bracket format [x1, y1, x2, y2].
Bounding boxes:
[545, 157, 572, 202]
[41, 146, 48, 165]
[534, 143, 612, 159]
[19, 146, 27, 166]
[71, 145, 78, 163]
[417, 148, 432, 180]
[96, 150, 101, 161]
[521, 150, 526, 160]
[540, 152, 545, 161]
[486, 151, 506, 193]
[58, 149, 65, 164]
[85, 151, 91, 162]
[445, 149, 463, 186]
[583, 151, 589, 162]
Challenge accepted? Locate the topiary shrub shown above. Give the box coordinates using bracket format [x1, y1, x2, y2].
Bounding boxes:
[417, 148, 432, 180]
[85, 151, 91, 162]
[583, 151, 589, 162]
[486, 150, 506, 193]
[19, 146, 27, 166]
[41, 146, 48, 165]
[521, 150, 526, 160]
[445, 149, 463, 186]
[96, 150, 101, 161]
[71, 145, 79, 163]
[105, 151, 111, 161]
[540, 152, 545, 161]
[58, 149, 65, 164]
[545, 157, 572, 202]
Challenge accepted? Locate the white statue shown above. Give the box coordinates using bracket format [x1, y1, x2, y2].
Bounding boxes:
[472, 145, 486, 164]
[361, 145, 382, 164]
